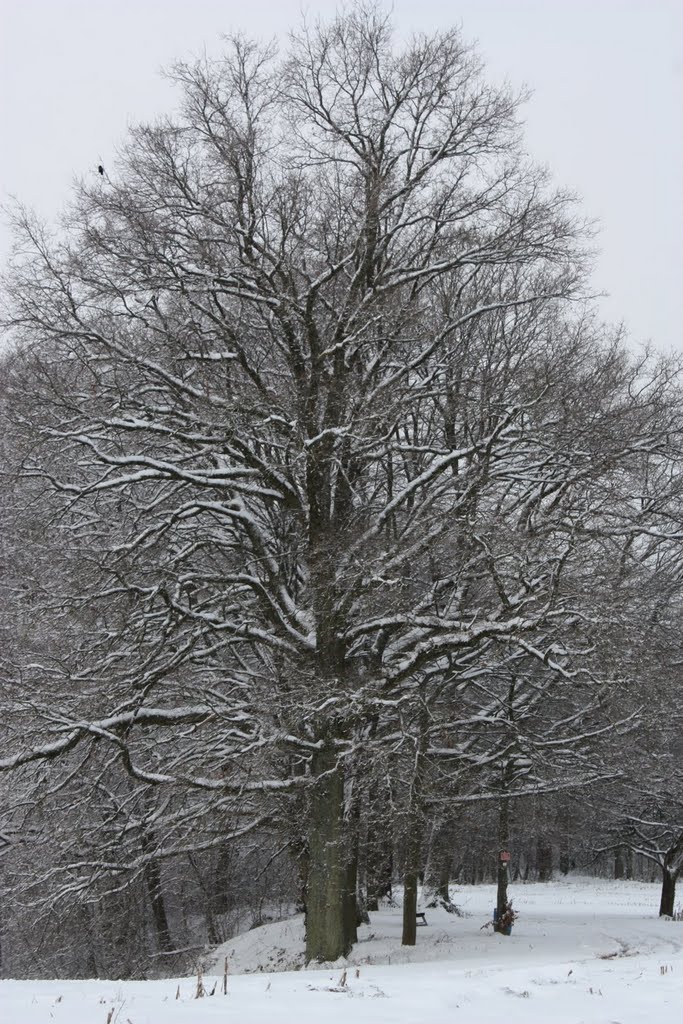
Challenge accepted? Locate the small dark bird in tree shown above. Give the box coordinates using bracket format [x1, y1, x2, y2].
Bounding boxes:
[98, 164, 105, 176]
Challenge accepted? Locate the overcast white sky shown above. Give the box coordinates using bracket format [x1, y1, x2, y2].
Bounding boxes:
[1, 0, 681, 351]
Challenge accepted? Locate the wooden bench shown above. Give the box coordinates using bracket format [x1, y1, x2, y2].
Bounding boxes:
[416, 912, 428, 926]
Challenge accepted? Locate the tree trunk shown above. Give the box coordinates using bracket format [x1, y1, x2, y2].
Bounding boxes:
[614, 847, 625, 880]
[140, 830, 173, 954]
[296, 835, 310, 916]
[423, 820, 454, 909]
[401, 696, 428, 946]
[211, 844, 232, 915]
[401, 834, 420, 947]
[343, 842, 360, 943]
[537, 840, 553, 882]
[305, 744, 353, 962]
[659, 867, 678, 917]
[495, 792, 510, 932]
[366, 821, 393, 910]
[437, 856, 451, 903]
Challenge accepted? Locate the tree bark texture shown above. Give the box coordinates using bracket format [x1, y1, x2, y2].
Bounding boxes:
[495, 793, 510, 932]
[305, 745, 354, 962]
[659, 868, 678, 917]
[401, 828, 421, 946]
[401, 697, 429, 946]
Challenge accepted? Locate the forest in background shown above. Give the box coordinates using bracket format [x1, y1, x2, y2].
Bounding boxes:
[0, 3, 681, 979]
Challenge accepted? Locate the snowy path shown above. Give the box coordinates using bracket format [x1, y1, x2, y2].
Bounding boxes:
[2, 878, 681, 1023]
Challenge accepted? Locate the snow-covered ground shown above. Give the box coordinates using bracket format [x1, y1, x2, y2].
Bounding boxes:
[2, 877, 681, 1023]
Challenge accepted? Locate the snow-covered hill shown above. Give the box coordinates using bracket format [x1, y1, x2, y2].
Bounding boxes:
[2, 878, 681, 1023]
[207, 876, 680, 974]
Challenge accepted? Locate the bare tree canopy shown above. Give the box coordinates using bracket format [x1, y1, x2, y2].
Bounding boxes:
[1, 4, 682, 971]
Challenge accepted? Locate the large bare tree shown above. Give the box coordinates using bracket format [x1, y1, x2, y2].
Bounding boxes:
[2, 5, 682, 964]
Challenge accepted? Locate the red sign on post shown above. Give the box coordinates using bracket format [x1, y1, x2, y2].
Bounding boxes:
[499, 850, 511, 863]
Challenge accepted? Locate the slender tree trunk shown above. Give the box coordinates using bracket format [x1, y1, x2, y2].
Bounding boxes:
[437, 856, 451, 903]
[83, 905, 101, 977]
[402, 830, 420, 946]
[494, 750, 515, 932]
[495, 792, 510, 931]
[402, 697, 428, 946]
[355, 791, 371, 924]
[494, 685, 516, 930]
[614, 847, 625, 880]
[366, 807, 393, 911]
[423, 820, 454, 909]
[140, 829, 173, 954]
[211, 844, 232, 915]
[367, 847, 392, 910]
[299, 847, 309, 916]
[343, 850, 360, 940]
[659, 867, 678, 917]
[342, 777, 361, 940]
[537, 839, 553, 881]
